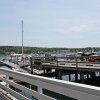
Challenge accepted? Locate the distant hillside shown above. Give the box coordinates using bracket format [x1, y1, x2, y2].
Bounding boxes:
[0, 46, 100, 55]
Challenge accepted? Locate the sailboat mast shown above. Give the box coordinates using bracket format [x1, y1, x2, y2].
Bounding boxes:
[21, 20, 23, 55]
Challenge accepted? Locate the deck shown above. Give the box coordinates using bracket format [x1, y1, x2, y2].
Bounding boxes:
[42, 62, 100, 72]
[0, 92, 11, 100]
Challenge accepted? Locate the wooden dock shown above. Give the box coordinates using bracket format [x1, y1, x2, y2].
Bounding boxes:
[42, 62, 100, 72]
[42, 61, 100, 81]
[0, 60, 28, 73]
[1, 56, 100, 82]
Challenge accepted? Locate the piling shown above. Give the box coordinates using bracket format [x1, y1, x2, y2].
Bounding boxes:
[30, 57, 33, 74]
[75, 71, 78, 81]
[80, 72, 84, 83]
[68, 73, 71, 81]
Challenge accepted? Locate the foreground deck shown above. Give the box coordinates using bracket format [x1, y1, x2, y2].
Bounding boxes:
[0, 92, 11, 100]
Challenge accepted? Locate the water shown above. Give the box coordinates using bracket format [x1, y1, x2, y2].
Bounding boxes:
[20, 90, 76, 100]
[21, 91, 37, 100]
[0, 55, 10, 60]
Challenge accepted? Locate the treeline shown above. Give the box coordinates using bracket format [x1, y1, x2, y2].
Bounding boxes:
[0, 46, 100, 55]
[0, 46, 68, 54]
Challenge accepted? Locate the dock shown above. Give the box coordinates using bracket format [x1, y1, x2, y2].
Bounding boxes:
[42, 62, 100, 71]
[0, 68, 100, 100]
[0, 60, 28, 73]
[0, 55, 100, 99]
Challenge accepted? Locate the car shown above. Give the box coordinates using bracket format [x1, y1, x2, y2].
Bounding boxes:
[88, 51, 100, 63]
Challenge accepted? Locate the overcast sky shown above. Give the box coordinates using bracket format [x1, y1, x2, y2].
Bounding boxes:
[0, 0, 100, 48]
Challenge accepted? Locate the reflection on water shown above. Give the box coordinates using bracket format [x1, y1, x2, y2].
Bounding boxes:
[21, 91, 37, 100]
[20, 89, 76, 100]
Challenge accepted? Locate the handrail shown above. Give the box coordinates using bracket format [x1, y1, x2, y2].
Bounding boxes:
[0, 68, 100, 100]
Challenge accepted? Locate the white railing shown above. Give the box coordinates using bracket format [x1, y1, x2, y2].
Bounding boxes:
[0, 68, 100, 100]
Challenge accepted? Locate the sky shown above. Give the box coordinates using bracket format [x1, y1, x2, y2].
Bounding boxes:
[0, 0, 100, 48]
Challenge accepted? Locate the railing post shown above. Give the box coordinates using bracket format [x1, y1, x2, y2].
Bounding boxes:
[6, 76, 9, 88]
[38, 86, 43, 100]
[38, 86, 42, 94]
[6, 75, 9, 94]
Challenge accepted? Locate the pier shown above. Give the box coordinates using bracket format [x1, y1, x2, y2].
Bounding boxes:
[0, 56, 100, 99]
[0, 68, 100, 100]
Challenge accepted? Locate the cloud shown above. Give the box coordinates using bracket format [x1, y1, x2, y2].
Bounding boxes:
[70, 24, 88, 32]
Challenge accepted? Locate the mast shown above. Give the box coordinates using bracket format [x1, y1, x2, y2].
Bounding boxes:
[21, 20, 23, 55]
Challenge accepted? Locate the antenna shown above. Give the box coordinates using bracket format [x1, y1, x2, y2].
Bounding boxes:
[21, 20, 23, 55]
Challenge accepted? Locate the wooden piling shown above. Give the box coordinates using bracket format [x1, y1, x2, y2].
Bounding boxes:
[91, 72, 96, 78]
[68, 73, 71, 81]
[30, 57, 33, 74]
[80, 72, 84, 83]
[87, 74, 89, 79]
[75, 71, 78, 81]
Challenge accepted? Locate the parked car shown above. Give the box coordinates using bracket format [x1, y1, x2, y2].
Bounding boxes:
[88, 51, 100, 63]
